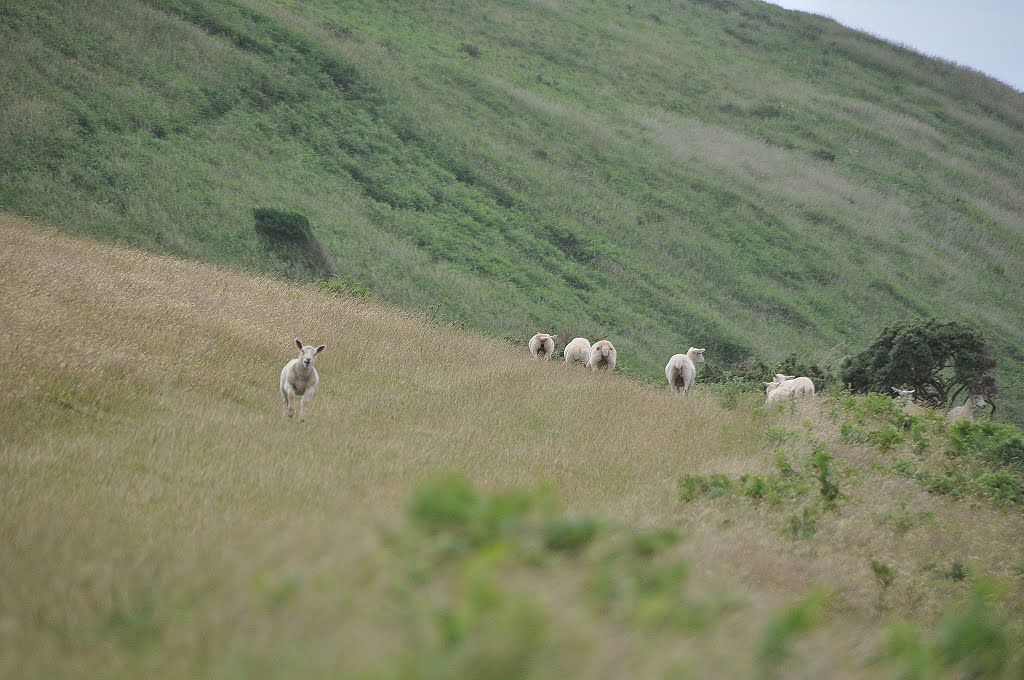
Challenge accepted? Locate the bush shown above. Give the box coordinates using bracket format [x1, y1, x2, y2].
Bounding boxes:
[544, 517, 600, 552]
[949, 420, 1024, 468]
[253, 207, 338, 278]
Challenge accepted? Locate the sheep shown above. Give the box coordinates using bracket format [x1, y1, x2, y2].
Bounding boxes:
[529, 333, 558, 361]
[891, 387, 915, 406]
[280, 339, 325, 422]
[587, 340, 617, 372]
[665, 347, 706, 395]
[946, 394, 986, 423]
[563, 337, 592, 365]
[764, 376, 815, 407]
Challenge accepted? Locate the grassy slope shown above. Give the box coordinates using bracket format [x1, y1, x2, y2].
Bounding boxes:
[2, 0, 1024, 419]
[2, 216, 1023, 678]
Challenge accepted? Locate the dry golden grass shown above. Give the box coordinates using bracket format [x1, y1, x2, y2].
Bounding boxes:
[1, 214, 1022, 678]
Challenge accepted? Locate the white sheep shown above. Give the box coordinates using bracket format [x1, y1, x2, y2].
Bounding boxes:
[280, 339, 325, 422]
[587, 340, 617, 372]
[891, 387, 916, 406]
[665, 347, 706, 395]
[946, 394, 986, 423]
[764, 376, 815, 407]
[529, 333, 558, 361]
[563, 337, 592, 365]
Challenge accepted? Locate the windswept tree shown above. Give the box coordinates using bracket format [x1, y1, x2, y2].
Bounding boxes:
[842, 318, 997, 411]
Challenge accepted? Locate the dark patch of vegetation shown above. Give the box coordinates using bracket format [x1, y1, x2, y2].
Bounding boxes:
[842, 318, 998, 410]
[254, 208, 337, 279]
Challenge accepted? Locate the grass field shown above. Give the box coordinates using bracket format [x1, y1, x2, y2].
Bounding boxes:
[3, 215, 1023, 678]
[2, 0, 1024, 419]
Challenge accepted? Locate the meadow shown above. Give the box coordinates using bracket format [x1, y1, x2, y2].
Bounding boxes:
[2, 215, 1023, 678]
[2, 0, 1024, 418]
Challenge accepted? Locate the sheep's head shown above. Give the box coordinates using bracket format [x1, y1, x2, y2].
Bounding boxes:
[764, 382, 781, 395]
[295, 339, 326, 368]
[772, 373, 796, 384]
[968, 394, 986, 410]
[688, 347, 706, 364]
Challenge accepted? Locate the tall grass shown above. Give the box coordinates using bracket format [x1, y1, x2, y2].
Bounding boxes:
[2, 216, 1023, 677]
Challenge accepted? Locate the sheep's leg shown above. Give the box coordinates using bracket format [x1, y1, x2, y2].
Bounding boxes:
[299, 394, 312, 422]
[284, 389, 295, 418]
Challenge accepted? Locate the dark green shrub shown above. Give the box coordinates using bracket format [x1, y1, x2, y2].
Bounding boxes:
[869, 426, 903, 453]
[254, 207, 337, 278]
[544, 517, 600, 552]
[812, 446, 839, 504]
[842, 318, 997, 409]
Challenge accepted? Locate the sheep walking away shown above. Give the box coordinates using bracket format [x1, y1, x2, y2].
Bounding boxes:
[665, 347, 706, 395]
[529, 333, 558, 360]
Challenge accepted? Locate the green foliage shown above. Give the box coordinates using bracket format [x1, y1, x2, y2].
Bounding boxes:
[946, 561, 967, 582]
[703, 353, 836, 393]
[870, 560, 897, 590]
[678, 473, 733, 502]
[872, 506, 936, 535]
[400, 476, 736, 668]
[408, 472, 481, 535]
[254, 208, 337, 278]
[629, 528, 680, 558]
[783, 506, 818, 540]
[544, 517, 600, 553]
[949, 420, 1024, 468]
[738, 474, 804, 504]
[842, 319, 998, 408]
[811, 444, 840, 505]
[868, 426, 903, 453]
[933, 580, 1015, 678]
[880, 577, 1024, 680]
[756, 588, 828, 679]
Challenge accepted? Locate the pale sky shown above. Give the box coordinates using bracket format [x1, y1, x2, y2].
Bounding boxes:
[765, 0, 1024, 92]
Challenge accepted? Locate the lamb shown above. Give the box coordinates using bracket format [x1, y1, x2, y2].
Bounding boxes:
[587, 340, 617, 372]
[563, 337, 592, 365]
[665, 347, 706, 395]
[280, 339, 326, 422]
[764, 376, 815, 407]
[529, 333, 558, 361]
[946, 394, 986, 423]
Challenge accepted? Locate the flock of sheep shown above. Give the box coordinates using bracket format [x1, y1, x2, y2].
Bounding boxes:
[530, 332, 707, 396]
[528, 333, 987, 423]
[277, 334, 988, 424]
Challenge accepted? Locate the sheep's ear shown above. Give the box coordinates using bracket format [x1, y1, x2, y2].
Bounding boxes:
[315, 345, 326, 354]
[764, 382, 773, 387]
[891, 387, 899, 393]
[908, 390, 915, 394]
[295, 339, 303, 350]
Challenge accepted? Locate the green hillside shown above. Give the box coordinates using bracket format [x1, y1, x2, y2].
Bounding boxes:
[3, 0, 1024, 416]
[3, 216, 1023, 678]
